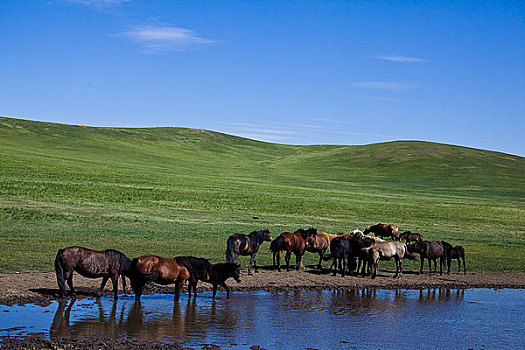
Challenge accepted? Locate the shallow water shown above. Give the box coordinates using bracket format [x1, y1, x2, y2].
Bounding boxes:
[1, 288, 524, 349]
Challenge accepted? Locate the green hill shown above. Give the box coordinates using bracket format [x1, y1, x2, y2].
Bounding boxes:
[1, 116, 523, 272]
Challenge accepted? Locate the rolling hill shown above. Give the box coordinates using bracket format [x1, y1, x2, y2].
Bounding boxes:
[1, 116, 523, 272]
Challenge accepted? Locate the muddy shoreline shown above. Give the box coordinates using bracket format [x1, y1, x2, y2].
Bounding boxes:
[1, 268, 524, 306]
[1, 269, 524, 349]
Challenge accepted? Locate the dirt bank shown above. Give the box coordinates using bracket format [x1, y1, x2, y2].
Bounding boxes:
[1, 267, 524, 306]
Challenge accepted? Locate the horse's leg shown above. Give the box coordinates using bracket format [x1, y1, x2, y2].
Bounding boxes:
[462, 256, 466, 275]
[110, 276, 119, 299]
[317, 252, 323, 270]
[439, 256, 443, 275]
[221, 282, 231, 299]
[66, 272, 76, 295]
[397, 258, 403, 279]
[277, 251, 282, 272]
[122, 275, 127, 296]
[428, 258, 433, 275]
[419, 256, 424, 275]
[285, 251, 292, 272]
[174, 280, 183, 300]
[342, 256, 347, 277]
[212, 283, 218, 299]
[248, 253, 255, 275]
[98, 277, 109, 297]
[295, 252, 303, 270]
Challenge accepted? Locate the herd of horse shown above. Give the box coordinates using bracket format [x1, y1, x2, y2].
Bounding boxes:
[54, 223, 466, 301]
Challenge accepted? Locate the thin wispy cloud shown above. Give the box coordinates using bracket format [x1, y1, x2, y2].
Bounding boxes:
[65, 0, 132, 5]
[352, 81, 415, 91]
[122, 25, 220, 52]
[372, 55, 428, 63]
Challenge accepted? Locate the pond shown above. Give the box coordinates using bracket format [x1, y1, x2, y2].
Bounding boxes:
[1, 288, 524, 349]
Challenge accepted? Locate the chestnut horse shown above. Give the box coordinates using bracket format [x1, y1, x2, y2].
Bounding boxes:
[130, 255, 190, 301]
[399, 231, 424, 244]
[364, 223, 399, 241]
[270, 227, 317, 271]
[55, 246, 131, 298]
[175, 256, 242, 298]
[304, 232, 336, 269]
[441, 241, 466, 275]
[225, 229, 272, 275]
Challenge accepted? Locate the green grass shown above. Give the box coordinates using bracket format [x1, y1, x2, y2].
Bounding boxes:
[1, 116, 524, 273]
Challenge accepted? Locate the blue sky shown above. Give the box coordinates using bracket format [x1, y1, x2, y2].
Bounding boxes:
[1, 0, 524, 156]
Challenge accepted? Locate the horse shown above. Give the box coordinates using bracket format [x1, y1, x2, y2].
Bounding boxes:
[364, 223, 399, 241]
[174, 256, 241, 298]
[304, 232, 336, 269]
[54, 246, 131, 299]
[441, 241, 466, 275]
[129, 254, 190, 301]
[225, 229, 272, 275]
[322, 236, 350, 277]
[399, 231, 424, 244]
[270, 227, 317, 271]
[349, 231, 383, 274]
[408, 241, 446, 275]
[368, 241, 416, 279]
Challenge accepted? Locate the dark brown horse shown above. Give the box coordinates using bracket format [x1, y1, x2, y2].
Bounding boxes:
[364, 223, 399, 241]
[225, 229, 272, 275]
[399, 231, 424, 244]
[322, 236, 350, 277]
[130, 255, 190, 301]
[408, 241, 446, 275]
[174, 256, 241, 299]
[55, 246, 131, 299]
[304, 232, 335, 269]
[441, 241, 466, 275]
[270, 227, 317, 271]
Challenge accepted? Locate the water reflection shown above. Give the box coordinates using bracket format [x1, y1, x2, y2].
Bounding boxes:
[49, 296, 240, 342]
[8, 288, 518, 349]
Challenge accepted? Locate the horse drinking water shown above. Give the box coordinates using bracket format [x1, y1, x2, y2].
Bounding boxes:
[54, 246, 131, 299]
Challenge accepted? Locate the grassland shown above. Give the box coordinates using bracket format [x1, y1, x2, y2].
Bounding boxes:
[0, 116, 524, 273]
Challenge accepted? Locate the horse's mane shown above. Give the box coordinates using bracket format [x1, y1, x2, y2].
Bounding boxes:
[175, 256, 212, 275]
[105, 249, 131, 275]
[440, 241, 453, 248]
[250, 228, 270, 240]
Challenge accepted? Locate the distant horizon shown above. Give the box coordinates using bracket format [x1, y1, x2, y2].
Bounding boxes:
[3, 115, 523, 158]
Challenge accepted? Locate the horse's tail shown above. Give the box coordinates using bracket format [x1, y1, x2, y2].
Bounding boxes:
[54, 249, 67, 296]
[270, 235, 284, 253]
[129, 258, 158, 283]
[403, 244, 417, 260]
[225, 236, 237, 263]
[105, 249, 132, 276]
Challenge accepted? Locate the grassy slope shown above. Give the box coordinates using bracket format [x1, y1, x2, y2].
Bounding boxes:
[0, 117, 524, 272]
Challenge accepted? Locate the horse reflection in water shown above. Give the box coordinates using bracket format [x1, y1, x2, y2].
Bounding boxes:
[49, 297, 240, 342]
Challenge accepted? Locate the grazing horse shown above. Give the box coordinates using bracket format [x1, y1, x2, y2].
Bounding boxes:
[130, 255, 190, 301]
[304, 232, 336, 269]
[368, 241, 415, 279]
[399, 231, 424, 244]
[270, 227, 317, 271]
[408, 241, 446, 275]
[175, 256, 241, 298]
[225, 229, 272, 275]
[364, 223, 399, 241]
[441, 241, 466, 275]
[322, 236, 350, 277]
[55, 246, 131, 299]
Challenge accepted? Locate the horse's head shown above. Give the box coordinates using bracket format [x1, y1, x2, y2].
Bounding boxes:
[363, 226, 371, 234]
[304, 235, 317, 249]
[232, 263, 241, 283]
[262, 229, 272, 242]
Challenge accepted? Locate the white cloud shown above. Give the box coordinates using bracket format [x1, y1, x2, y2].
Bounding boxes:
[352, 81, 415, 91]
[65, 0, 131, 5]
[122, 25, 219, 52]
[372, 55, 428, 63]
